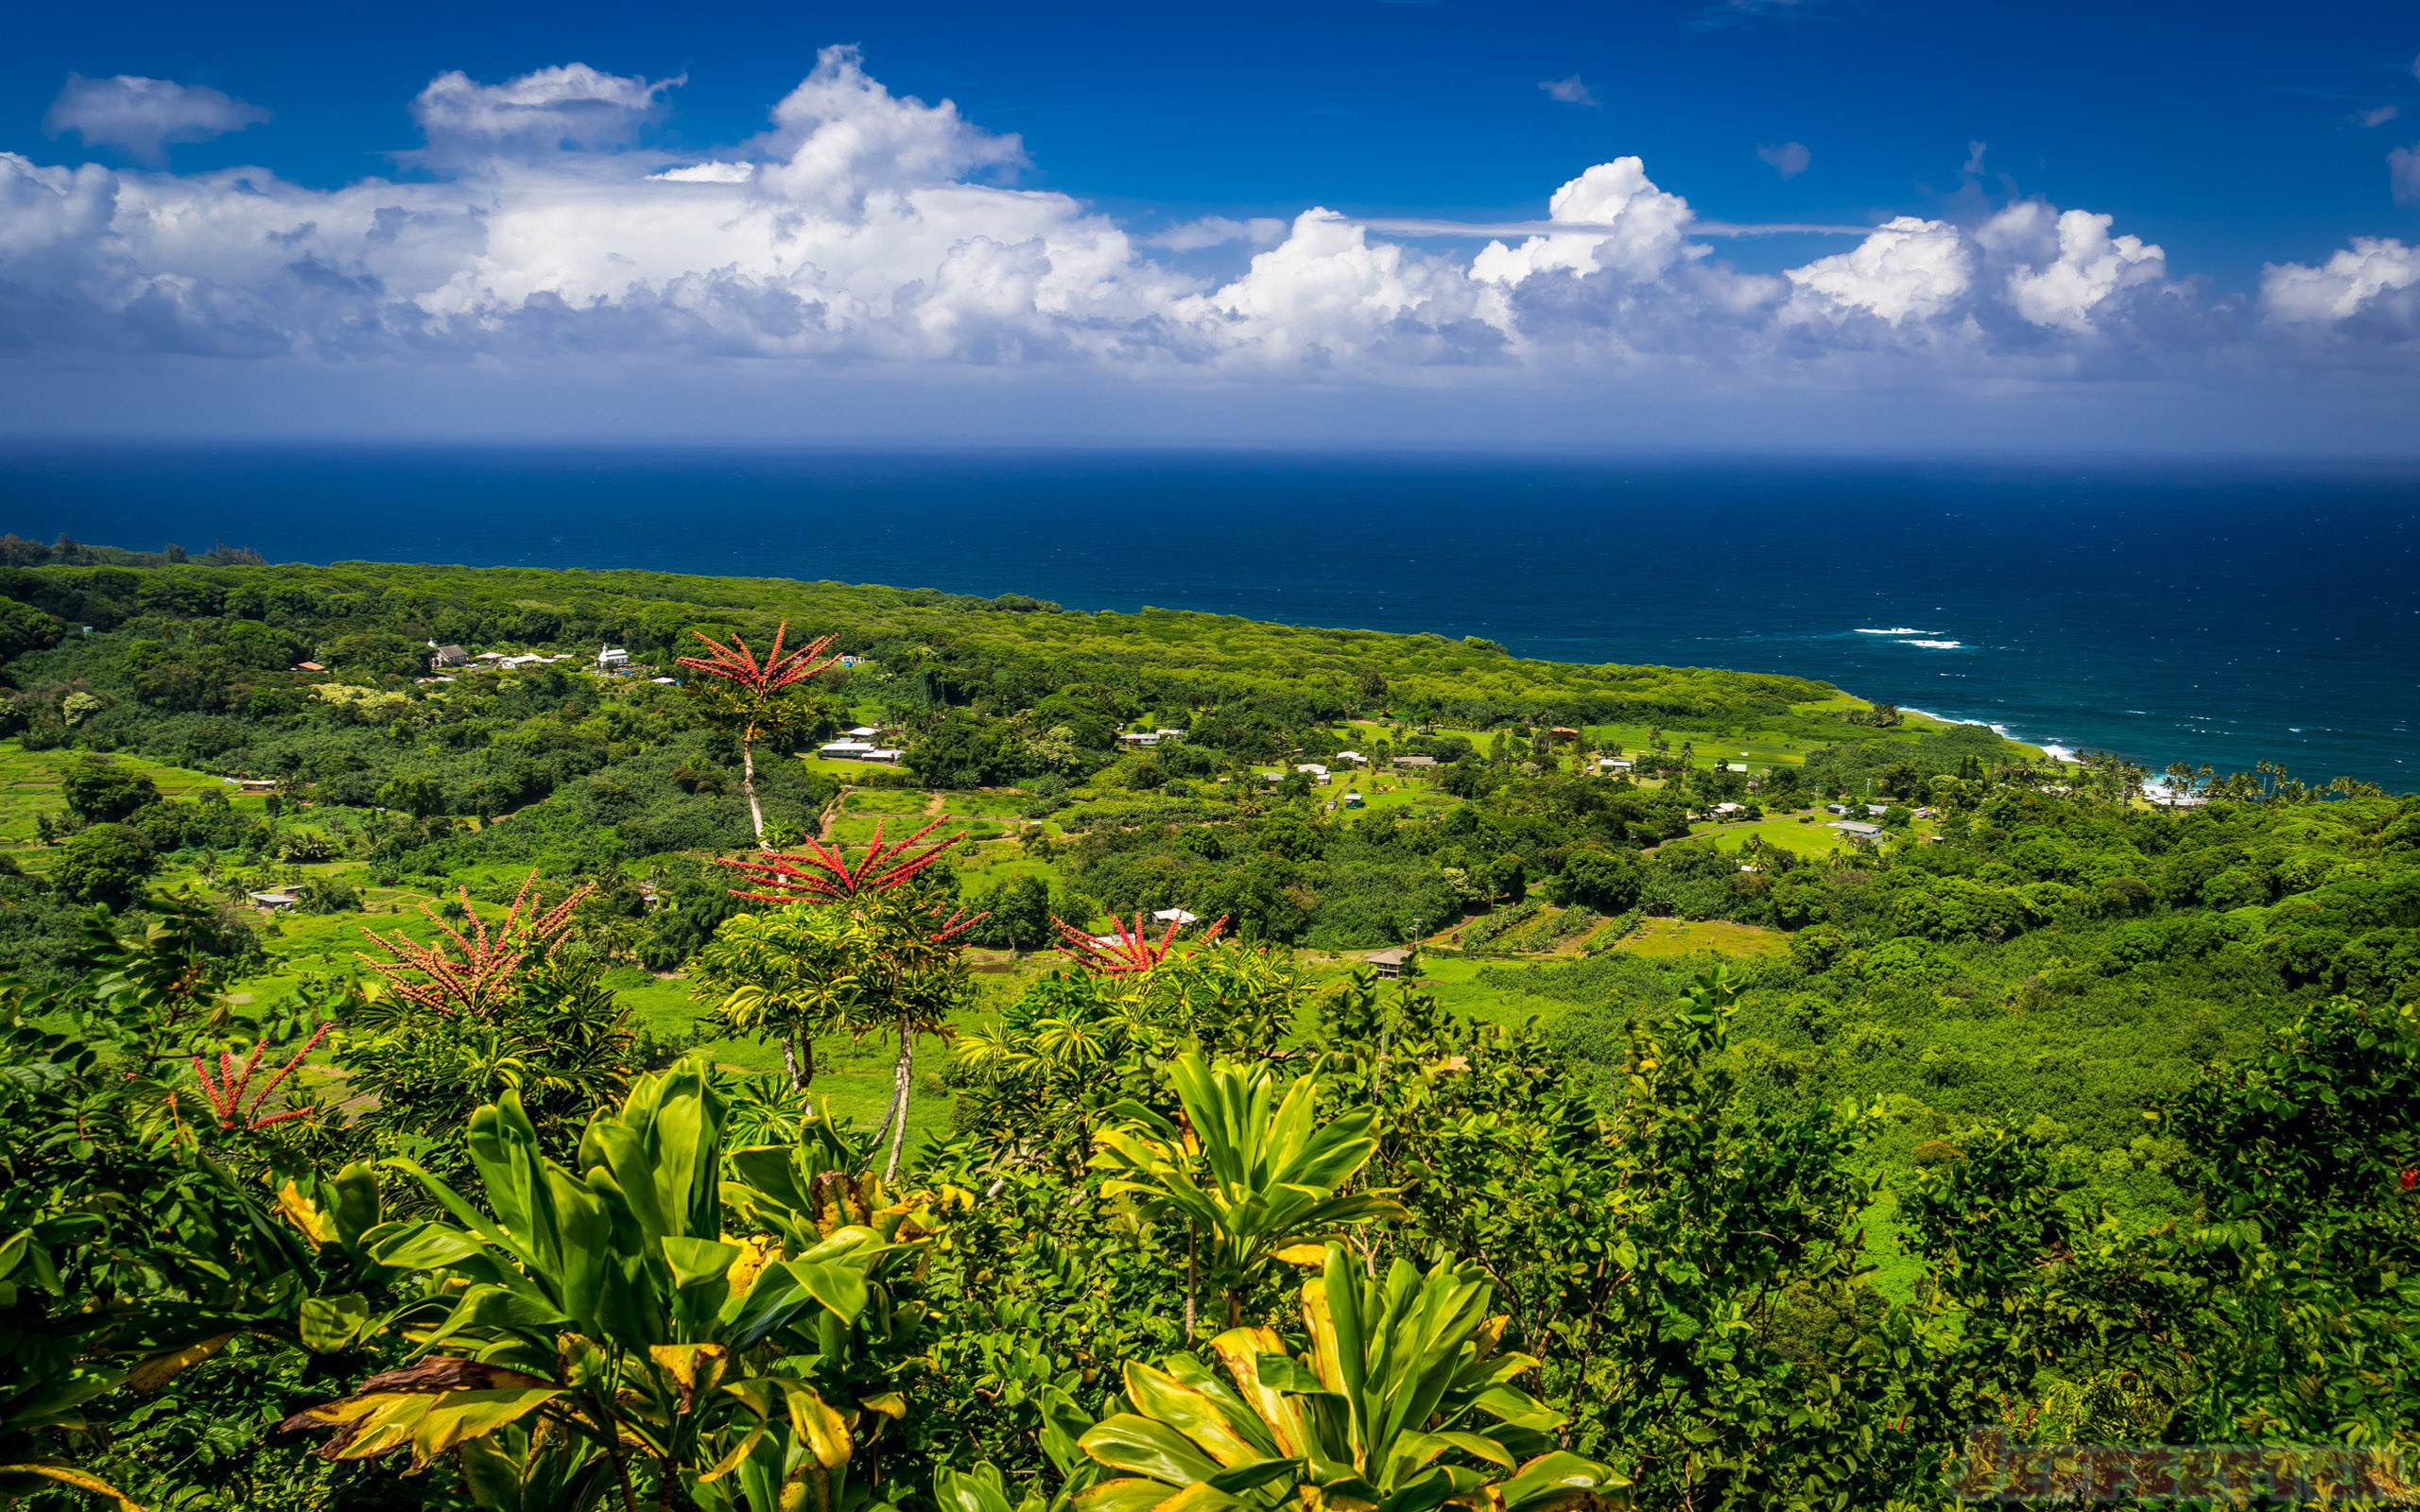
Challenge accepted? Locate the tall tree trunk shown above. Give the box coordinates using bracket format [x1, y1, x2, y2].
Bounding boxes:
[881, 1011, 914, 1181]
[781, 1032, 814, 1091]
[740, 735, 766, 847]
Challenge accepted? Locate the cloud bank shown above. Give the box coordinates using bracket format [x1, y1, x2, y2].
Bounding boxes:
[2, 45, 2416, 439]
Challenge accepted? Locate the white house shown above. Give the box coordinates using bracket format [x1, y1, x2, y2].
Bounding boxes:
[596, 644, 631, 671]
[1151, 908, 1200, 925]
[1336, 749, 1366, 765]
[819, 740, 879, 759]
[845, 725, 881, 738]
[1119, 732, 1163, 747]
[1725, 763, 1750, 773]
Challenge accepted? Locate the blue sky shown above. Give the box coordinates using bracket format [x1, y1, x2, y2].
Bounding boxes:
[4, 1, 2419, 448]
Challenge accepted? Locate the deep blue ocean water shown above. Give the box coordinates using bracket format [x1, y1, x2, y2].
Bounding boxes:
[4, 447, 2416, 790]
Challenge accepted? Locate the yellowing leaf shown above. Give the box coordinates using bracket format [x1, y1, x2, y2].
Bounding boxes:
[278, 1182, 337, 1246]
[127, 1334, 233, 1393]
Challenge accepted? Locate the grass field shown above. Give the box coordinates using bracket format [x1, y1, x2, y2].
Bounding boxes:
[1613, 918, 1790, 960]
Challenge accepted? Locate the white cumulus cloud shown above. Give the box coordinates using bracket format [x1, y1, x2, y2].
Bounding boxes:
[0, 45, 2417, 403]
[1786, 216, 1971, 324]
[2261, 238, 2420, 323]
[1981, 203, 2169, 334]
[43, 75, 268, 163]
[1539, 76, 1599, 107]
[1470, 158, 1699, 285]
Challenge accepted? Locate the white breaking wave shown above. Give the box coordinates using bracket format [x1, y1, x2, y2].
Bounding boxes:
[1900, 638, 1963, 649]
[1856, 627, 1930, 636]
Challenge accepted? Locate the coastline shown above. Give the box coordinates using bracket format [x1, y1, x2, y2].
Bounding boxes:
[1895, 706, 2073, 765]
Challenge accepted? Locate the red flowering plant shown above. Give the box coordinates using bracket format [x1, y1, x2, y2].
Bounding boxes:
[171, 1022, 332, 1136]
[676, 620, 840, 846]
[354, 871, 594, 1021]
[1053, 910, 1229, 975]
[718, 816, 967, 904]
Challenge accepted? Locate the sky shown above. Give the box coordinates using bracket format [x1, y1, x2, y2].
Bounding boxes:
[4, 0, 2419, 450]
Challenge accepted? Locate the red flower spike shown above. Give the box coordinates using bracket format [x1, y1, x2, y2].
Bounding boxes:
[2402, 1168, 2417, 1193]
[357, 870, 595, 1019]
[1052, 911, 1228, 975]
[718, 817, 968, 903]
[183, 1021, 331, 1132]
[928, 904, 988, 944]
[675, 620, 838, 696]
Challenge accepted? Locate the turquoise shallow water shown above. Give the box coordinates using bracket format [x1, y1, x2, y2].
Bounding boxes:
[5, 447, 2416, 789]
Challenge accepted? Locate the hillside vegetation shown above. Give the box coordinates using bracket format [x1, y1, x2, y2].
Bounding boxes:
[1, 547, 2413, 1512]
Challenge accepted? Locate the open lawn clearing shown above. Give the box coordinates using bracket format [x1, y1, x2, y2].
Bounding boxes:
[1615, 918, 1789, 960]
[1682, 812, 1853, 858]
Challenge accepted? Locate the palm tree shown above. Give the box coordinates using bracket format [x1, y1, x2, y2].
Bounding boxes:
[1090, 1052, 1404, 1337]
[677, 622, 839, 848]
[1077, 1245, 1620, 1512]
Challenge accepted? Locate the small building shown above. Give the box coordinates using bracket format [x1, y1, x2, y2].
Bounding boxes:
[1392, 755, 1439, 770]
[234, 778, 277, 793]
[291, 661, 325, 673]
[1365, 947, 1413, 979]
[1342, 791, 1365, 809]
[1336, 749, 1366, 765]
[1151, 908, 1200, 926]
[1725, 763, 1750, 773]
[1154, 729, 1184, 741]
[1595, 756, 1633, 771]
[249, 889, 300, 909]
[845, 726, 881, 738]
[818, 740, 880, 760]
[1833, 820, 1884, 840]
[650, 676, 678, 685]
[596, 644, 631, 671]
[1119, 732, 1163, 747]
[864, 747, 904, 764]
[1711, 801, 1745, 816]
[1548, 727, 1580, 742]
[428, 643, 469, 671]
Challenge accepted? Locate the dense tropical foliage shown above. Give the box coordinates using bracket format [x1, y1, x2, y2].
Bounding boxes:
[1, 544, 2415, 1511]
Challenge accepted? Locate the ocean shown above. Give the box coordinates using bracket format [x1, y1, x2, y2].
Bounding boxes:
[4, 446, 2415, 790]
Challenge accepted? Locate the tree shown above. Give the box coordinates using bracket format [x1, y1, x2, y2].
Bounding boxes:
[691, 903, 883, 1090]
[0, 593, 65, 659]
[60, 755, 158, 823]
[678, 621, 838, 846]
[1549, 848, 1642, 912]
[717, 819, 978, 1177]
[374, 770, 444, 820]
[50, 824, 155, 906]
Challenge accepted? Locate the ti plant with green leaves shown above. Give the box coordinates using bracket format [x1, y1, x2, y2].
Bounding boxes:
[1090, 1053, 1405, 1337]
[1077, 1244, 1621, 1512]
[283, 1057, 937, 1512]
